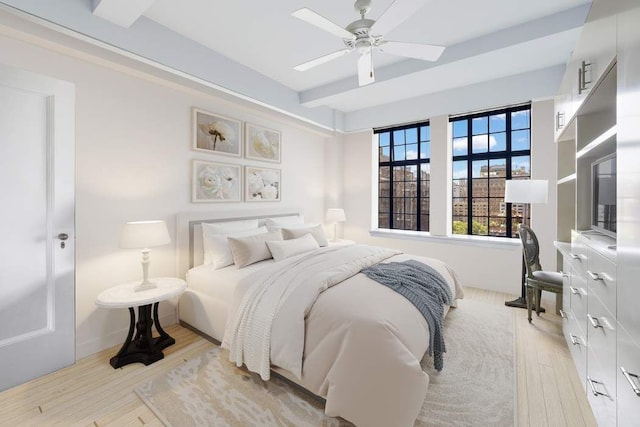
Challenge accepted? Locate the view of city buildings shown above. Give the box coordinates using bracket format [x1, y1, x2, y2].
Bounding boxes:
[452, 163, 529, 236]
[377, 106, 531, 238]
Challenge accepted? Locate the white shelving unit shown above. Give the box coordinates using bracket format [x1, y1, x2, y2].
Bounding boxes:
[553, 0, 640, 424]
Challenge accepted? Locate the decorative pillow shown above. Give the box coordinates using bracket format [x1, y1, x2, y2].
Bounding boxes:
[264, 215, 305, 232]
[281, 224, 328, 247]
[266, 233, 320, 262]
[202, 225, 267, 268]
[228, 230, 283, 268]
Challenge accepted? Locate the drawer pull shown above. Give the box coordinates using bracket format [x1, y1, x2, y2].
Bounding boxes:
[621, 367, 640, 397]
[588, 314, 603, 329]
[559, 310, 568, 319]
[587, 377, 609, 397]
[569, 287, 580, 295]
[569, 334, 581, 346]
[587, 271, 603, 281]
[569, 253, 582, 260]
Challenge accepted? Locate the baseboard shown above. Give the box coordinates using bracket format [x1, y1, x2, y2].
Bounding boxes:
[76, 312, 176, 360]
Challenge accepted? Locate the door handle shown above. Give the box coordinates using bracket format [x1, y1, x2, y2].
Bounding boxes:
[58, 233, 69, 249]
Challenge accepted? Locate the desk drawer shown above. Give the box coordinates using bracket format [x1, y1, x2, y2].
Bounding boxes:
[587, 248, 617, 316]
[564, 313, 587, 391]
[569, 235, 589, 274]
[617, 326, 640, 426]
[587, 347, 617, 427]
[569, 274, 588, 332]
[587, 295, 617, 401]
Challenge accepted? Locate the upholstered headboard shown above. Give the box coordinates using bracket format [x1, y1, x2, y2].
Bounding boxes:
[175, 211, 301, 278]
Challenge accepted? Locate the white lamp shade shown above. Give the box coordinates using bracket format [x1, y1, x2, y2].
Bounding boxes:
[504, 180, 548, 204]
[119, 220, 171, 249]
[325, 208, 346, 223]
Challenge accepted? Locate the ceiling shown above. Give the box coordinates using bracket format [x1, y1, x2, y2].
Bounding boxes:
[142, 0, 591, 112]
[0, 0, 592, 130]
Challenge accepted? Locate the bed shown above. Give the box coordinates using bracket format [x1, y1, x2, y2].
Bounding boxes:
[176, 211, 464, 427]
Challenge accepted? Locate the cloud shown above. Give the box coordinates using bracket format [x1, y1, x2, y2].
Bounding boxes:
[453, 135, 499, 152]
[453, 169, 467, 179]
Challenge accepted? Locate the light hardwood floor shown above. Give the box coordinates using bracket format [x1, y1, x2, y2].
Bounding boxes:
[0, 287, 597, 426]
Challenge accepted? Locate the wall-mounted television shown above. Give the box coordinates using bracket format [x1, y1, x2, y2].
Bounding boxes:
[591, 153, 616, 237]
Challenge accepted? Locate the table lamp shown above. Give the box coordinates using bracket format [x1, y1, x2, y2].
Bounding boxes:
[325, 208, 346, 242]
[120, 220, 171, 292]
[504, 179, 548, 309]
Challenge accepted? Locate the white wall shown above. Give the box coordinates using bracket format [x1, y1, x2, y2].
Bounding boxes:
[0, 25, 334, 358]
[342, 100, 558, 295]
[530, 100, 558, 271]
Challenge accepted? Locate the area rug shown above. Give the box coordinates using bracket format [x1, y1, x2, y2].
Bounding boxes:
[416, 298, 516, 426]
[135, 298, 515, 426]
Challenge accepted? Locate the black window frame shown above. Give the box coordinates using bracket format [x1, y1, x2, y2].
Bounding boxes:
[450, 104, 532, 238]
[375, 121, 431, 232]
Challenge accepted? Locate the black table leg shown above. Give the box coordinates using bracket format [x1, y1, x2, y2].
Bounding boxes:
[153, 302, 175, 351]
[109, 303, 176, 369]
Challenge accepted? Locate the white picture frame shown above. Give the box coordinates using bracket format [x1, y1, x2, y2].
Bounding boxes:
[245, 122, 281, 163]
[192, 160, 242, 203]
[192, 108, 242, 157]
[245, 166, 281, 202]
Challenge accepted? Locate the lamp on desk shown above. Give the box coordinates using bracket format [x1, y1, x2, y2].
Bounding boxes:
[504, 179, 548, 309]
[120, 220, 171, 292]
[325, 208, 346, 242]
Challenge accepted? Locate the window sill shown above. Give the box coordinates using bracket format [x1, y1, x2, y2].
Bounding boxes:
[369, 228, 521, 250]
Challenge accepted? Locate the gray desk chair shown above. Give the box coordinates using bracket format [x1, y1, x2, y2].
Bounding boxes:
[518, 224, 563, 323]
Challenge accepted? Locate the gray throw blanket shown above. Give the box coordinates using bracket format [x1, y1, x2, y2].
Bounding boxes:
[361, 260, 453, 371]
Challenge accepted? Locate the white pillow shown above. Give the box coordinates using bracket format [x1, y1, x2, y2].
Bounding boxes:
[266, 233, 319, 262]
[264, 215, 305, 232]
[204, 219, 259, 234]
[228, 230, 283, 268]
[203, 225, 267, 268]
[281, 224, 328, 247]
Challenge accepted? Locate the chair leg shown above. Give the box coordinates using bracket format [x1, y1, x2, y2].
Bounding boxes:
[556, 292, 562, 315]
[527, 286, 534, 323]
[535, 289, 542, 316]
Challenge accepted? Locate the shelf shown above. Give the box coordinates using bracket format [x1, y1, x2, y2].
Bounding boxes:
[556, 117, 576, 144]
[555, 59, 617, 144]
[576, 125, 617, 160]
[557, 173, 577, 185]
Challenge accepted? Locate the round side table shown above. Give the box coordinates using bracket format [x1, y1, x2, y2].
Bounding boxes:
[96, 277, 186, 369]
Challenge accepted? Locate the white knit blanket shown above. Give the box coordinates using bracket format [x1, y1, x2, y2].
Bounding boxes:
[222, 244, 400, 380]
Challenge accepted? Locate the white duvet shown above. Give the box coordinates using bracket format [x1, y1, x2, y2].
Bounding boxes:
[222, 244, 464, 427]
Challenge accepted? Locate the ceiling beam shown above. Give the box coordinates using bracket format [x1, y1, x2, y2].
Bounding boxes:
[343, 65, 565, 132]
[92, 0, 157, 28]
[299, 4, 591, 108]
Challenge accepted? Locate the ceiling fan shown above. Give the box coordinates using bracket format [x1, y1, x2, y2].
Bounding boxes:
[292, 0, 445, 87]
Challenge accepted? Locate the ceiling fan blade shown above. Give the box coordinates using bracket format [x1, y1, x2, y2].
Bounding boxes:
[370, 0, 428, 36]
[294, 48, 352, 71]
[357, 50, 375, 86]
[292, 8, 355, 40]
[378, 41, 445, 61]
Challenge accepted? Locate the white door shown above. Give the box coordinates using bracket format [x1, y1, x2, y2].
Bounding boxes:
[0, 64, 75, 391]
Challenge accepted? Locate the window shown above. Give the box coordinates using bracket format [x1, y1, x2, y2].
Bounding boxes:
[376, 122, 430, 231]
[451, 105, 531, 237]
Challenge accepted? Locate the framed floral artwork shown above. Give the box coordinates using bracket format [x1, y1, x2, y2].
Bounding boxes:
[245, 122, 281, 163]
[193, 108, 241, 157]
[192, 160, 242, 202]
[245, 166, 281, 202]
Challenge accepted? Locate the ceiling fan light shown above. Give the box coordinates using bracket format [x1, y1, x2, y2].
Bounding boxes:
[355, 40, 371, 54]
